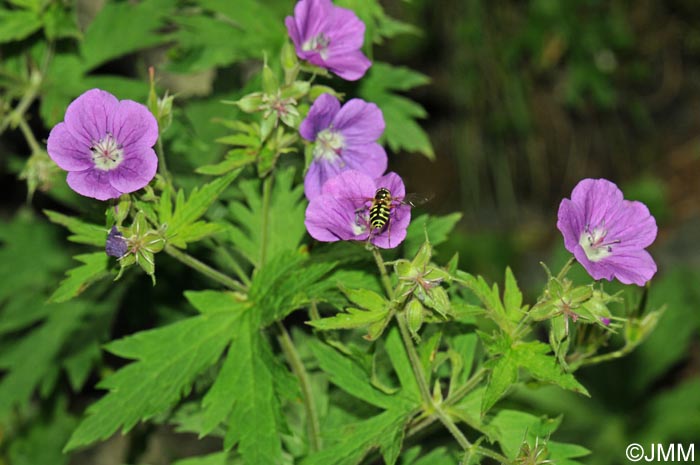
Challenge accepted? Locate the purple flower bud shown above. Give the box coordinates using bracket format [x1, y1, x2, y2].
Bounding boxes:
[600, 317, 611, 326]
[557, 178, 658, 286]
[301, 94, 387, 199]
[47, 89, 158, 200]
[285, 0, 371, 80]
[305, 170, 411, 249]
[106, 226, 128, 258]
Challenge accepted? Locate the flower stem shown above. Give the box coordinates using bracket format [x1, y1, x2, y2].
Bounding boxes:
[371, 247, 395, 299]
[17, 117, 42, 155]
[259, 176, 273, 266]
[556, 256, 576, 280]
[155, 137, 173, 189]
[165, 245, 246, 292]
[372, 247, 472, 452]
[276, 322, 322, 452]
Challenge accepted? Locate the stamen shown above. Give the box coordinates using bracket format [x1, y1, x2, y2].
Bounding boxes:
[90, 132, 124, 171]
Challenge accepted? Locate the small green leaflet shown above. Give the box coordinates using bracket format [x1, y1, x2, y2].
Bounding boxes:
[301, 408, 413, 465]
[403, 213, 463, 258]
[308, 338, 398, 410]
[44, 210, 106, 247]
[482, 340, 589, 414]
[49, 253, 109, 303]
[0, 9, 42, 43]
[164, 170, 241, 248]
[64, 310, 242, 451]
[360, 62, 433, 159]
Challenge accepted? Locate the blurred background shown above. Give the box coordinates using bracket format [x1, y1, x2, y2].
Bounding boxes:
[1, 0, 699, 464]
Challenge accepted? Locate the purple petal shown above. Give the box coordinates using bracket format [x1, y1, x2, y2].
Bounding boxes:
[46, 122, 93, 171]
[322, 51, 372, 81]
[342, 143, 387, 179]
[108, 146, 158, 194]
[111, 100, 158, 149]
[575, 246, 656, 286]
[557, 198, 584, 253]
[604, 249, 657, 286]
[304, 158, 343, 200]
[327, 5, 367, 52]
[285, 16, 302, 49]
[66, 169, 122, 201]
[300, 93, 341, 141]
[292, 0, 331, 43]
[321, 169, 376, 201]
[63, 89, 119, 146]
[333, 99, 384, 143]
[305, 195, 367, 242]
[571, 178, 624, 230]
[371, 204, 411, 249]
[605, 200, 657, 250]
[375, 172, 406, 199]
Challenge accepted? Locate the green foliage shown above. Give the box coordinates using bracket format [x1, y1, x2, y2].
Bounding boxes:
[228, 167, 306, 267]
[165, 170, 241, 248]
[65, 309, 244, 450]
[49, 253, 110, 303]
[360, 63, 434, 159]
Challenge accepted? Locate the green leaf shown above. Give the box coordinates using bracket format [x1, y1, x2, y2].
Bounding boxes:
[228, 168, 306, 267]
[384, 327, 421, 404]
[360, 62, 433, 159]
[201, 311, 283, 463]
[0, 301, 91, 417]
[167, 170, 241, 248]
[168, 0, 286, 73]
[403, 213, 462, 257]
[49, 253, 110, 303]
[487, 409, 559, 459]
[65, 311, 242, 451]
[343, 288, 388, 313]
[44, 210, 106, 247]
[0, 9, 42, 43]
[307, 307, 388, 331]
[172, 452, 230, 465]
[502, 267, 526, 322]
[308, 338, 398, 410]
[245, 250, 338, 325]
[80, 0, 176, 70]
[42, 2, 80, 40]
[481, 353, 518, 414]
[513, 341, 589, 396]
[184, 290, 247, 315]
[302, 409, 412, 465]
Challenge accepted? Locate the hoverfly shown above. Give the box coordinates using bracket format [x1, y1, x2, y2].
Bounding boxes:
[360, 187, 431, 247]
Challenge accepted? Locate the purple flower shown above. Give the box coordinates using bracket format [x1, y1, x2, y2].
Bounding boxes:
[301, 93, 387, 199]
[106, 226, 128, 258]
[47, 89, 158, 201]
[600, 317, 611, 326]
[285, 0, 371, 80]
[305, 170, 411, 249]
[557, 178, 658, 286]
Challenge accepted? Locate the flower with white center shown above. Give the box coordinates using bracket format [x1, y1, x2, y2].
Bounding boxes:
[557, 178, 658, 286]
[301, 93, 387, 199]
[47, 89, 158, 200]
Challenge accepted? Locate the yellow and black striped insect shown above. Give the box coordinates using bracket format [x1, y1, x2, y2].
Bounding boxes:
[369, 187, 393, 231]
[366, 188, 431, 238]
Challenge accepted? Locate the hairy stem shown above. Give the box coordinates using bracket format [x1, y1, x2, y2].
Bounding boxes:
[17, 117, 42, 155]
[165, 245, 246, 292]
[277, 322, 322, 452]
[372, 248, 471, 451]
[371, 247, 395, 299]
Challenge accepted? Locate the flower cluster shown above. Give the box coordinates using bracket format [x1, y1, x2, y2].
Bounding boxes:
[287, 1, 412, 249]
[557, 178, 658, 286]
[47, 89, 158, 201]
